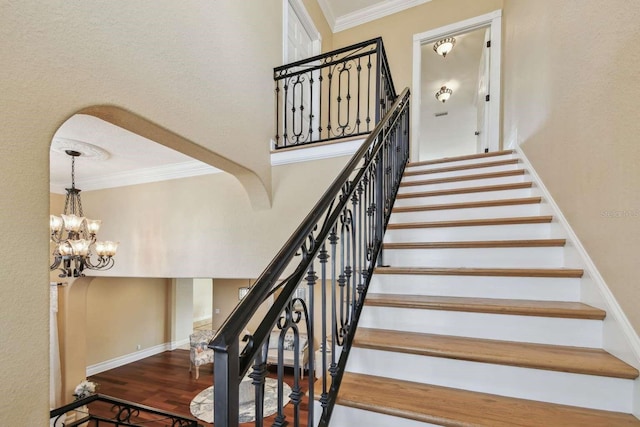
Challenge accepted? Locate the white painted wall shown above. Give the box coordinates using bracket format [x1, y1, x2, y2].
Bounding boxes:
[193, 278, 213, 323]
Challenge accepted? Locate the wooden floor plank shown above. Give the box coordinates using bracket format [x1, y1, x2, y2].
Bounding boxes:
[354, 328, 639, 379]
[383, 239, 566, 249]
[337, 372, 640, 426]
[374, 266, 584, 278]
[406, 150, 514, 167]
[396, 181, 533, 199]
[364, 293, 605, 319]
[87, 349, 310, 427]
[386, 216, 553, 229]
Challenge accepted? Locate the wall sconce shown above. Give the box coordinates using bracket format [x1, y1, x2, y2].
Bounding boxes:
[239, 287, 249, 300]
[433, 37, 456, 57]
[435, 86, 453, 103]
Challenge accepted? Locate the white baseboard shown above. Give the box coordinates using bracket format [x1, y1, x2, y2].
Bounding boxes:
[170, 338, 190, 351]
[86, 341, 185, 376]
[516, 146, 640, 370]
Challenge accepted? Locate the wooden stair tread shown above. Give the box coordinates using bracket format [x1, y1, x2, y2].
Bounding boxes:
[364, 294, 605, 319]
[337, 372, 640, 426]
[387, 216, 553, 229]
[397, 182, 533, 199]
[374, 266, 584, 278]
[407, 150, 514, 167]
[392, 197, 541, 213]
[404, 158, 520, 176]
[400, 169, 525, 187]
[354, 328, 639, 379]
[383, 239, 565, 249]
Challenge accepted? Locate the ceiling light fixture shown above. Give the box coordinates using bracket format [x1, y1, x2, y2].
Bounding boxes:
[433, 37, 456, 57]
[435, 86, 453, 103]
[50, 150, 118, 278]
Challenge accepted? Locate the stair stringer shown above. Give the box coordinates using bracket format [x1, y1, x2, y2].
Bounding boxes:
[517, 145, 640, 417]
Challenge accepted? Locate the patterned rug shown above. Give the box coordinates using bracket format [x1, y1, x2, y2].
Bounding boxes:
[190, 377, 291, 424]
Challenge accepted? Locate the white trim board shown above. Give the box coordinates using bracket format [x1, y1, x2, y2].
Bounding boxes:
[318, 0, 433, 33]
[271, 138, 364, 166]
[86, 339, 189, 376]
[411, 10, 502, 162]
[516, 146, 640, 372]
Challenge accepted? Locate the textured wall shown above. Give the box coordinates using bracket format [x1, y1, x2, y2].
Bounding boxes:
[0, 1, 281, 424]
[502, 0, 640, 334]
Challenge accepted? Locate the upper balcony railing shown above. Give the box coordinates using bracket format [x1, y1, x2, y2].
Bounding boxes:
[274, 37, 397, 149]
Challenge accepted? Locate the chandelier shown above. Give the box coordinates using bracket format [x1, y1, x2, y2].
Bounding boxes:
[433, 37, 456, 57]
[435, 86, 453, 103]
[50, 150, 118, 278]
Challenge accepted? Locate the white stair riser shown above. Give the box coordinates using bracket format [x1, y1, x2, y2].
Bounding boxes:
[388, 203, 541, 222]
[406, 154, 516, 172]
[393, 187, 535, 207]
[382, 246, 566, 268]
[346, 348, 634, 413]
[402, 163, 522, 182]
[384, 222, 552, 242]
[397, 174, 527, 194]
[329, 404, 439, 427]
[368, 274, 581, 301]
[358, 306, 603, 347]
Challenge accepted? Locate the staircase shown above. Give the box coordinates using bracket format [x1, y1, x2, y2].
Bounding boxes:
[329, 150, 640, 426]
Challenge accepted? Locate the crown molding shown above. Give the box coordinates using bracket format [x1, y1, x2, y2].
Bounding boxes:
[334, 0, 432, 33]
[50, 160, 221, 194]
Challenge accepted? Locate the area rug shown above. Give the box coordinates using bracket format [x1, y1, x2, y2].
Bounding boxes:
[190, 377, 291, 424]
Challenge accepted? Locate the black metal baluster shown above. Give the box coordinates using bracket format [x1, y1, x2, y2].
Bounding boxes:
[356, 57, 362, 134]
[283, 79, 290, 147]
[275, 81, 281, 148]
[308, 70, 314, 142]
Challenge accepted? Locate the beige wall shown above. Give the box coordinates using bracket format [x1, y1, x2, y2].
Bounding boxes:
[1, 1, 285, 424]
[85, 278, 169, 365]
[332, 0, 503, 93]
[502, 0, 640, 334]
[78, 155, 349, 279]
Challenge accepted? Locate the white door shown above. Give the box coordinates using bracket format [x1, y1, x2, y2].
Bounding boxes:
[285, 2, 315, 143]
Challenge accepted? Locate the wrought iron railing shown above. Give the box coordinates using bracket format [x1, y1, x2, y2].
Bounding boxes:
[49, 394, 202, 427]
[274, 37, 397, 149]
[212, 87, 410, 426]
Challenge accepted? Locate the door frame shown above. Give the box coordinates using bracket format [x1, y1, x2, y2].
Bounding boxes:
[411, 10, 502, 161]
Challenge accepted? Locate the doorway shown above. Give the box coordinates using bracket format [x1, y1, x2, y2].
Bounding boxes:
[411, 10, 502, 162]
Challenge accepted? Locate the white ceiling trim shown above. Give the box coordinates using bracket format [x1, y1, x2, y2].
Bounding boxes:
[50, 160, 221, 194]
[333, 0, 433, 33]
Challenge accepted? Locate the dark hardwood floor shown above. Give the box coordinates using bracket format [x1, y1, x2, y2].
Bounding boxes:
[88, 349, 311, 426]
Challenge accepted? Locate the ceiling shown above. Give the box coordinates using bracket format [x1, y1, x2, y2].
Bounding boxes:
[49, 1, 435, 194]
[50, 115, 218, 194]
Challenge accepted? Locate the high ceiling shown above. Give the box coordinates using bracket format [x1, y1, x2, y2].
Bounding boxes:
[49, 1, 433, 193]
[50, 115, 218, 194]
